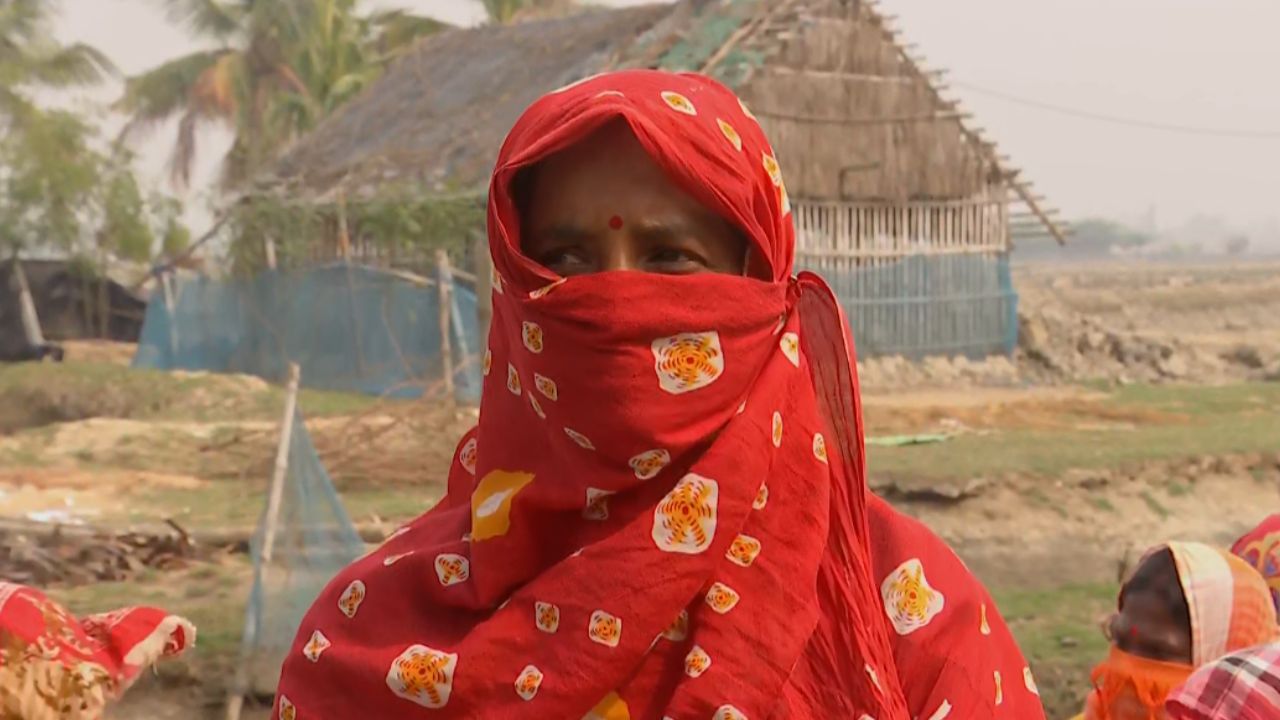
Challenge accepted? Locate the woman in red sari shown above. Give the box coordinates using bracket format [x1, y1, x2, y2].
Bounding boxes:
[276, 70, 1042, 720]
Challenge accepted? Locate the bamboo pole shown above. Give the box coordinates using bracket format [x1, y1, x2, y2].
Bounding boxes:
[473, 231, 492, 353]
[435, 250, 455, 398]
[225, 363, 301, 720]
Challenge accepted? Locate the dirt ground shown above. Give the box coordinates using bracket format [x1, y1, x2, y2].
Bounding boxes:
[2, 260, 1278, 720]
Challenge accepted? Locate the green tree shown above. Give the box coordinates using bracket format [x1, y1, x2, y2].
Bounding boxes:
[0, 0, 114, 128]
[116, 0, 449, 189]
[0, 108, 102, 255]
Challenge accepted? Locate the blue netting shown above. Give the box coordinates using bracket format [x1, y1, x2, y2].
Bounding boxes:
[797, 254, 1018, 360]
[239, 409, 364, 695]
[132, 264, 481, 400]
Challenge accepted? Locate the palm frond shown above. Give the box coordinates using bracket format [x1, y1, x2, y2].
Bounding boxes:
[160, 0, 243, 40]
[25, 42, 116, 86]
[115, 49, 228, 134]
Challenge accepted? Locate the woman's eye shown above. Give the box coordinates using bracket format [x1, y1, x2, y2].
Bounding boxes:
[650, 247, 704, 268]
[538, 248, 591, 273]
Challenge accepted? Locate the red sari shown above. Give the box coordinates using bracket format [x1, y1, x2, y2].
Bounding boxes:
[277, 70, 1043, 720]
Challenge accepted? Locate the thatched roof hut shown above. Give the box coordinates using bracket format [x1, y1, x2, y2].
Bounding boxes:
[260, 0, 1063, 240]
[249, 0, 1066, 359]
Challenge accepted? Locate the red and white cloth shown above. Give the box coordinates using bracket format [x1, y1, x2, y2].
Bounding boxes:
[276, 69, 1043, 720]
[1167, 643, 1280, 720]
[0, 582, 195, 719]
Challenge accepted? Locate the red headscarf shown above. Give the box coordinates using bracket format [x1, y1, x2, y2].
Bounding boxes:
[277, 70, 1042, 720]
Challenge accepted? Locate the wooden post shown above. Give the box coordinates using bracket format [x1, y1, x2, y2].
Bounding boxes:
[225, 363, 301, 720]
[435, 250, 455, 398]
[12, 256, 45, 346]
[264, 237, 278, 270]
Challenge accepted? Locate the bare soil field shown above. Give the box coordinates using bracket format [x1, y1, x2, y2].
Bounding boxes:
[1, 260, 1277, 720]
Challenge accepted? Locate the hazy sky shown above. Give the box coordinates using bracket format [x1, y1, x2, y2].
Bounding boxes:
[56, 0, 1280, 234]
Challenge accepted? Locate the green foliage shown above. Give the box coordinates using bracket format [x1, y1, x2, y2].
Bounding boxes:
[99, 155, 155, 262]
[0, 108, 101, 254]
[228, 191, 484, 273]
[118, 0, 451, 189]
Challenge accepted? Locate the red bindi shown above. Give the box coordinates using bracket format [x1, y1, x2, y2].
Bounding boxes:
[608, 215, 624, 231]
[1128, 627, 1139, 640]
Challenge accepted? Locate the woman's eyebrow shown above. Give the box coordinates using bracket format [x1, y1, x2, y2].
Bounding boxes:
[630, 217, 694, 242]
[539, 223, 596, 243]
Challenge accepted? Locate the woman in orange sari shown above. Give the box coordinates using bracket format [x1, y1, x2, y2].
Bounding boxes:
[1078, 541, 1279, 720]
[276, 69, 1043, 720]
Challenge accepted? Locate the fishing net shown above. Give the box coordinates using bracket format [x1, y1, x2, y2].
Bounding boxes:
[237, 408, 365, 696]
[133, 264, 481, 400]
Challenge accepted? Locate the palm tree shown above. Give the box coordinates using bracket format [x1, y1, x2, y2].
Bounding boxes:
[116, 0, 448, 190]
[0, 0, 114, 127]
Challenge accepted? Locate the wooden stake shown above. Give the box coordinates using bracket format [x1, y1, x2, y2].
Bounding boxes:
[435, 250, 455, 398]
[264, 237, 278, 270]
[225, 363, 301, 720]
[473, 231, 492, 353]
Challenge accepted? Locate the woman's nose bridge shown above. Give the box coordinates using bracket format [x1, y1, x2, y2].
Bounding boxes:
[599, 234, 638, 272]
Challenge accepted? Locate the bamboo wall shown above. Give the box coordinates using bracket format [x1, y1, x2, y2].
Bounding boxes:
[793, 194, 1017, 359]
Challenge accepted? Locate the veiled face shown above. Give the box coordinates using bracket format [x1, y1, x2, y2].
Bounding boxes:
[519, 121, 748, 278]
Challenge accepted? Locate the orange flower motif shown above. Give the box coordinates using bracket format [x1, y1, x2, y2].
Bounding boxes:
[652, 332, 724, 394]
[714, 705, 747, 720]
[705, 582, 740, 615]
[652, 473, 719, 554]
[535, 601, 560, 634]
[980, 603, 991, 635]
[813, 433, 828, 464]
[771, 411, 783, 448]
[458, 437, 478, 475]
[386, 645, 458, 709]
[507, 364, 522, 395]
[534, 373, 558, 401]
[661, 609, 689, 642]
[718, 119, 742, 152]
[753, 483, 769, 510]
[492, 267, 504, 294]
[434, 553, 470, 587]
[564, 427, 595, 450]
[589, 610, 622, 648]
[684, 645, 712, 678]
[866, 663, 882, 691]
[583, 487, 613, 521]
[994, 670, 1004, 706]
[779, 332, 800, 367]
[482, 349, 492, 376]
[1024, 667, 1039, 696]
[881, 558, 945, 636]
[661, 90, 697, 116]
[762, 152, 783, 187]
[278, 695, 296, 720]
[303, 630, 331, 662]
[529, 393, 546, 419]
[338, 580, 366, 619]
[514, 665, 543, 701]
[726, 534, 762, 568]
[522, 321, 544, 354]
[739, 97, 757, 121]
[628, 448, 670, 480]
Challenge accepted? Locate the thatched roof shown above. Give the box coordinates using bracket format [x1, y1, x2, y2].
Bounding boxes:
[264, 3, 683, 201]
[261, 0, 1064, 239]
